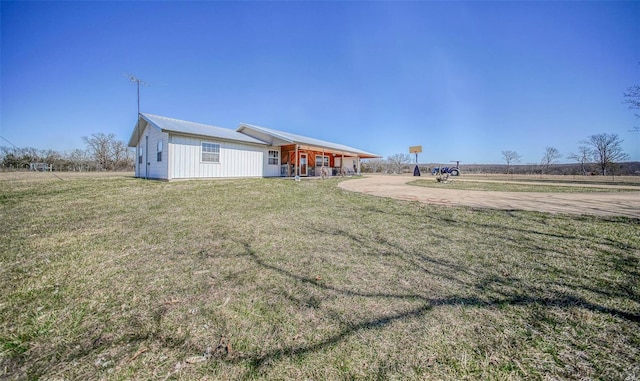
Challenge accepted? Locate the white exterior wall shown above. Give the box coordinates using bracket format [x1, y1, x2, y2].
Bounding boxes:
[135, 124, 169, 180]
[335, 157, 358, 171]
[168, 134, 272, 179]
[147, 128, 169, 180]
[263, 148, 281, 177]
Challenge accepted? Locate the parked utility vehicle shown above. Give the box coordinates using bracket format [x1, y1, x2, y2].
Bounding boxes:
[431, 166, 460, 176]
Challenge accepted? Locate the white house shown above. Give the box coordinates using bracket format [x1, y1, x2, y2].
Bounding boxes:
[128, 113, 380, 180]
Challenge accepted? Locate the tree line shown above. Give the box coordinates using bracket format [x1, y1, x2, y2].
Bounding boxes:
[501, 132, 629, 176]
[0, 133, 134, 172]
[362, 132, 633, 175]
[368, 80, 639, 176]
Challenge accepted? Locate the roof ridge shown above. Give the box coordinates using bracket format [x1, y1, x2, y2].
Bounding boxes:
[143, 113, 228, 130]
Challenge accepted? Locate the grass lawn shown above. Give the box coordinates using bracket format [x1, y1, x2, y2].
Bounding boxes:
[1, 174, 639, 380]
[407, 179, 639, 193]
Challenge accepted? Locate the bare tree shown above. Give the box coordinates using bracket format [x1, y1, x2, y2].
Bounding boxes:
[567, 145, 591, 175]
[40, 149, 66, 170]
[0, 146, 22, 169]
[501, 150, 521, 174]
[83, 133, 116, 170]
[82, 133, 133, 171]
[362, 158, 385, 173]
[111, 140, 133, 170]
[540, 147, 562, 174]
[69, 149, 92, 171]
[624, 84, 640, 132]
[585, 133, 628, 176]
[386, 153, 411, 174]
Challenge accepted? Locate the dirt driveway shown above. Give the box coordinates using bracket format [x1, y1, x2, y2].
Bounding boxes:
[339, 175, 640, 218]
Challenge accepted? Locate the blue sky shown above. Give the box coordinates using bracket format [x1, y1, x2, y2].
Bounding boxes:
[1, 1, 639, 164]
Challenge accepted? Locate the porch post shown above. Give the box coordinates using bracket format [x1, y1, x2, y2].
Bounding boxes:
[341, 154, 344, 176]
[295, 144, 299, 177]
[356, 156, 360, 175]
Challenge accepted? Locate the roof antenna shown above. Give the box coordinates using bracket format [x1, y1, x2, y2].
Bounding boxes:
[125, 74, 150, 117]
[125, 74, 150, 179]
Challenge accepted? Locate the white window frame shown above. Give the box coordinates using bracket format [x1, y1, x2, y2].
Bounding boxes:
[157, 140, 163, 162]
[315, 155, 329, 167]
[201, 142, 220, 163]
[268, 150, 279, 165]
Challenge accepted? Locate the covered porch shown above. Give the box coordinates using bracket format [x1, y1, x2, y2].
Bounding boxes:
[235, 122, 381, 178]
[279, 144, 375, 178]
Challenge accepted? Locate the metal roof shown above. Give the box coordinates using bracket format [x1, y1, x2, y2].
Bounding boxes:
[128, 114, 381, 158]
[237, 123, 381, 158]
[128, 113, 268, 147]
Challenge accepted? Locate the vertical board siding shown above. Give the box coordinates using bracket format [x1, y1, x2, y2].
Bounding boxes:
[169, 134, 268, 179]
[147, 128, 169, 180]
[136, 124, 169, 180]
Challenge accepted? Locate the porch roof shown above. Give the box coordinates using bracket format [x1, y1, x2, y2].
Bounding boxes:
[237, 123, 381, 159]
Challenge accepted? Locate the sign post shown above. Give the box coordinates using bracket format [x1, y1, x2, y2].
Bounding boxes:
[409, 145, 422, 163]
[409, 146, 422, 176]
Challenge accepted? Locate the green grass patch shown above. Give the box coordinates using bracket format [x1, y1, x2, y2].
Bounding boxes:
[407, 179, 638, 192]
[1, 174, 639, 380]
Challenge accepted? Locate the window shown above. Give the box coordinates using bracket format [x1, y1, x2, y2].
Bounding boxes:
[157, 141, 163, 162]
[315, 155, 329, 167]
[268, 150, 279, 165]
[138, 145, 143, 164]
[202, 142, 220, 163]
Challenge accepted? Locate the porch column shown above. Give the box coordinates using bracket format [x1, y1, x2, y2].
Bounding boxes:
[295, 144, 299, 177]
[322, 148, 325, 178]
[356, 156, 360, 175]
[341, 154, 345, 176]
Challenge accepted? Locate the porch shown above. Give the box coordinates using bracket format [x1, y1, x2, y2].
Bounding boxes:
[279, 144, 365, 178]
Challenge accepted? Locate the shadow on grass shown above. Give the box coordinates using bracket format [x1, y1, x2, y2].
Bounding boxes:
[228, 228, 640, 379]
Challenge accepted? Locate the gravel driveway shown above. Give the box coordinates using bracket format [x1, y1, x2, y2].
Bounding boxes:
[339, 175, 640, 218]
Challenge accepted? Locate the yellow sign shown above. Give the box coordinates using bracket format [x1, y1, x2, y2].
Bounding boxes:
[409, 145, 422, 154]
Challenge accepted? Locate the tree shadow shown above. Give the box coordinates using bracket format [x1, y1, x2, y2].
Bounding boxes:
[225, 223, 640, 379]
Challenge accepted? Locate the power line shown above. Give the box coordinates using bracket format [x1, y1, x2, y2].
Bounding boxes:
[0, 136, 19, 149]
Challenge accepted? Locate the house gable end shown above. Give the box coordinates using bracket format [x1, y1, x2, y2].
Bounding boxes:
[236, 125, 291, 147]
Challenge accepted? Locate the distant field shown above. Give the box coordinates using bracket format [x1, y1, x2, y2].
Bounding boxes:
[461, 173, 640, 186]
[407, 179, 639, 193]
[1, 173, 639, 380]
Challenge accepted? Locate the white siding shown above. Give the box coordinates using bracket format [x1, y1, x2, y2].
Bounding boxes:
[146, 127, 169, 180]
[135, 123, 169, 180]
[335, 157, 357, 171]
[263, 148, 281, 177]
[168, 134, 267, 179]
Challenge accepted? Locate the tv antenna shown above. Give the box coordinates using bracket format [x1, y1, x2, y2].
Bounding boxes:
[125, 74, 150, 116]
[125, 74, 151, 179]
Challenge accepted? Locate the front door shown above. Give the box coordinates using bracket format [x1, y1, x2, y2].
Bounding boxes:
[300, 153, 308, 176]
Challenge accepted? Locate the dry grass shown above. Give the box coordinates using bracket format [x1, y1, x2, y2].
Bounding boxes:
[1, 173, 639, 380]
